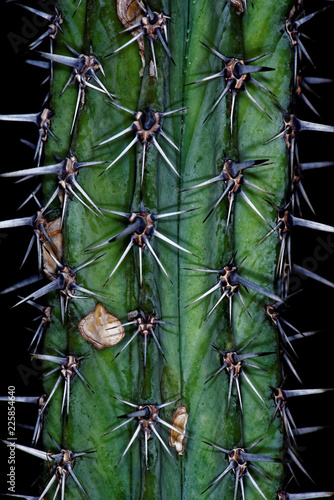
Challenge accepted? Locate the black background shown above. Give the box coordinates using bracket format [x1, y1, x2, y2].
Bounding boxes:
[0, 0, 333, 497]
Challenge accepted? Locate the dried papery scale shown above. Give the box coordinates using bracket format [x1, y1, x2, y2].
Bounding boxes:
[78, 302, 125, 349]
[168, 406, 189, 456]
[115, 0, 146, 73]
[41, 216, 63, 279]
[1, 0, 333, 498]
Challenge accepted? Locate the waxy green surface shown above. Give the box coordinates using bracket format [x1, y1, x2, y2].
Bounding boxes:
[42, 0, 293, 498]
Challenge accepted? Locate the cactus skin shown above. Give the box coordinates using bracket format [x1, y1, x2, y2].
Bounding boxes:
[1, 0, 334, 499]
[40, 1, 289, 498]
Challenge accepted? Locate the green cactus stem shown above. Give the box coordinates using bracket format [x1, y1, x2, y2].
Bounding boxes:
[1, 0, 334, 499]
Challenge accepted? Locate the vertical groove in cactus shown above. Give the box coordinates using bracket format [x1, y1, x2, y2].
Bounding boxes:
[1, 0, 334, 499]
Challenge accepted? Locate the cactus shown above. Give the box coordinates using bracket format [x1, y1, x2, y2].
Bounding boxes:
[1, 0, 334, 499]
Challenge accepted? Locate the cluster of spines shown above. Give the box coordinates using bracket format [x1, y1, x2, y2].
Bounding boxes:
[1, 2, 104, 497]
[265, 1, 334, 496]
[1, 0, 190, 496]
[0, 0, 333, 499]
